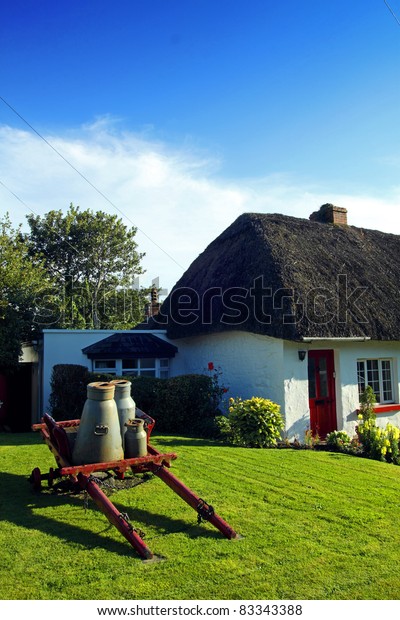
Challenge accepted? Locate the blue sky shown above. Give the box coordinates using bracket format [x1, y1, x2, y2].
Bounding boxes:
[1, 1, 400, 291]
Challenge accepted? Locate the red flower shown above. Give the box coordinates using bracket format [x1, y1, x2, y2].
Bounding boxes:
[208, 362, 214, 371]
[222, 388, 228, 393]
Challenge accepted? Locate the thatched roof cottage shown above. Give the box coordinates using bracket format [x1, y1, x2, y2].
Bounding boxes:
[148, 204, 400, 439]
[37, 204, 400, 440]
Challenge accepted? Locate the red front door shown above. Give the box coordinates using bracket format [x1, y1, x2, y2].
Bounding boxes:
[308, 350, 337, 438]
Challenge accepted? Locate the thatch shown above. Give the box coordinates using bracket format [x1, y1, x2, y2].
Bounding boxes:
[153, 213, 400, 341]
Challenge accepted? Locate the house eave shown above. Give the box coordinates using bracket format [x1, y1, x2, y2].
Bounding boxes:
[301, 336, 372, 343]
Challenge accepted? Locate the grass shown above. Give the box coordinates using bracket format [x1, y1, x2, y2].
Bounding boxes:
[1, 432, 400, 600]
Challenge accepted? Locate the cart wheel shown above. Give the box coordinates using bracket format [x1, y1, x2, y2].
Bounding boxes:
[31, 467, 42, 491]
[48, 467, 55, 488]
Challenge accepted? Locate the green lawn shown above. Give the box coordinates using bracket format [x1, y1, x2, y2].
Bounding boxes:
[1, 432, 400, 600]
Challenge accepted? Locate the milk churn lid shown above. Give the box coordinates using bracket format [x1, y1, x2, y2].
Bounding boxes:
[86, 381, 115, 400]
[125, 418, 144, 428]
[110, 379, 132, 394]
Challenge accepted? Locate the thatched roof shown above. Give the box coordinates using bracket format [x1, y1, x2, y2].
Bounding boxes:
[153, 212, 400, 341]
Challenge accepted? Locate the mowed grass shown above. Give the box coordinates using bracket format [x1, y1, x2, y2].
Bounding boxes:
[1, 432, 400, 600]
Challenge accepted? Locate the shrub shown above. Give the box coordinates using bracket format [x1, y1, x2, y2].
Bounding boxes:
[356, 386, 400, 464]
[129, 376, 163, 415]
[148, 374, 221, 436]
[356, 386, 381, 459]
[357, 417, 386, 461]
[49, 364, 91, 421]
[326, 430, 352, 452]
[204, 362, 229, 406]
[217, 396, 284, 448]
[304, 428, 320, 449]
[383, 423, 400, 464]
[359, 385, 376, 420]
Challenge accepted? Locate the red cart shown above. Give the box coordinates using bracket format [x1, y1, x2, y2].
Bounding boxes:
[31, 411, 238, 559]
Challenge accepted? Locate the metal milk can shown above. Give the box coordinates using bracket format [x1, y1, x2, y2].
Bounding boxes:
[72, 382, 124, 465]
[110, 379, 136, 450]
[124, 419, 147, 458]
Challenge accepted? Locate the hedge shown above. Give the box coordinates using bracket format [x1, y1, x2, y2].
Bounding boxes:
[143, 374, 221, 437]
[48, 364, 222, 437]
[49, 364, 91, 421]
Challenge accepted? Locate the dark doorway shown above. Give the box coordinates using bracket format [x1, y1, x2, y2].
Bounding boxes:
[4, 364, 34, 432]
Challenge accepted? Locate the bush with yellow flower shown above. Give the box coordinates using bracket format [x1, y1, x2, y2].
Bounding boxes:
[357, 387, 400, 464]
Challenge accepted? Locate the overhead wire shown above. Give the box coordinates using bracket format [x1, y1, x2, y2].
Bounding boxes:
[0, 178, 87, 264]
[0, 95, 184, 270]
[384, 0, 400, 26]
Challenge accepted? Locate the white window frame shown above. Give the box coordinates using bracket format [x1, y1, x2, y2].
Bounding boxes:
[357, 358, 395, 404]
[93, 360, 117, 375]
[92, 358, 170, 379]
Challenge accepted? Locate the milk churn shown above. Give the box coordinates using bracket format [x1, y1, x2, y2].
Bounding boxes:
[124, 419, 147, 458]
[110, 379, 136, 450]
[72, 382, 124, 465]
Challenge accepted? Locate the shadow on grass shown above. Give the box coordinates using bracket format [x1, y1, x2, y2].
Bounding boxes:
[0, 471, 140, 558]
[112, 501, 220, 540]
[0, 431, 230, 450]
[152, 435, 233, 449]
[0, 471, 220, 560]
[0, 431, 41, 447]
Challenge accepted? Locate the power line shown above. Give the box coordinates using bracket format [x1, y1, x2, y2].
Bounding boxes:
[384, 0, 400, 26]
[0, 178, 86, 260]
[0, 95, 184, 270]
[0, 180, 156, 292]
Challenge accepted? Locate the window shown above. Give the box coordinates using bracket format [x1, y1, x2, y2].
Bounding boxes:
[93, 358, 170, 379]
[122, 358, 156, 378]
[94, 360, 117, 375]
[159, 358, 169, 379]
[308, 356, 316, 398]
[357, 359, 394, 404]
[122, 359, 138, 369]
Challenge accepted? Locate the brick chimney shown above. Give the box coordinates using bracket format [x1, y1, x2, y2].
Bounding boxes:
[309, 203, 348, 225]
[145, 286, 161, 318]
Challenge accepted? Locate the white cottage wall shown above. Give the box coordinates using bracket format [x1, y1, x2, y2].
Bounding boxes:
[172, 331, 285, 411]
[282, 342, 310, 440]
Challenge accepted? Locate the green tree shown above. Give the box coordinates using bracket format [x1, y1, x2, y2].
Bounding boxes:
[27, 205, 148, 329]
[0, 215, 52, 371]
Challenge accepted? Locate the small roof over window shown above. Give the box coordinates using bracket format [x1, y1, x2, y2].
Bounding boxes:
[82, 333, 178, 360]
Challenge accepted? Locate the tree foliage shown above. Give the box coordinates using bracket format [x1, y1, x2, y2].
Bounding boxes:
[0, 215, 52, 371]
[27, 204, 148, 329]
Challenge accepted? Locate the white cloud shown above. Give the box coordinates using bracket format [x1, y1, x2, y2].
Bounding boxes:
[1, 118, 400, 295]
